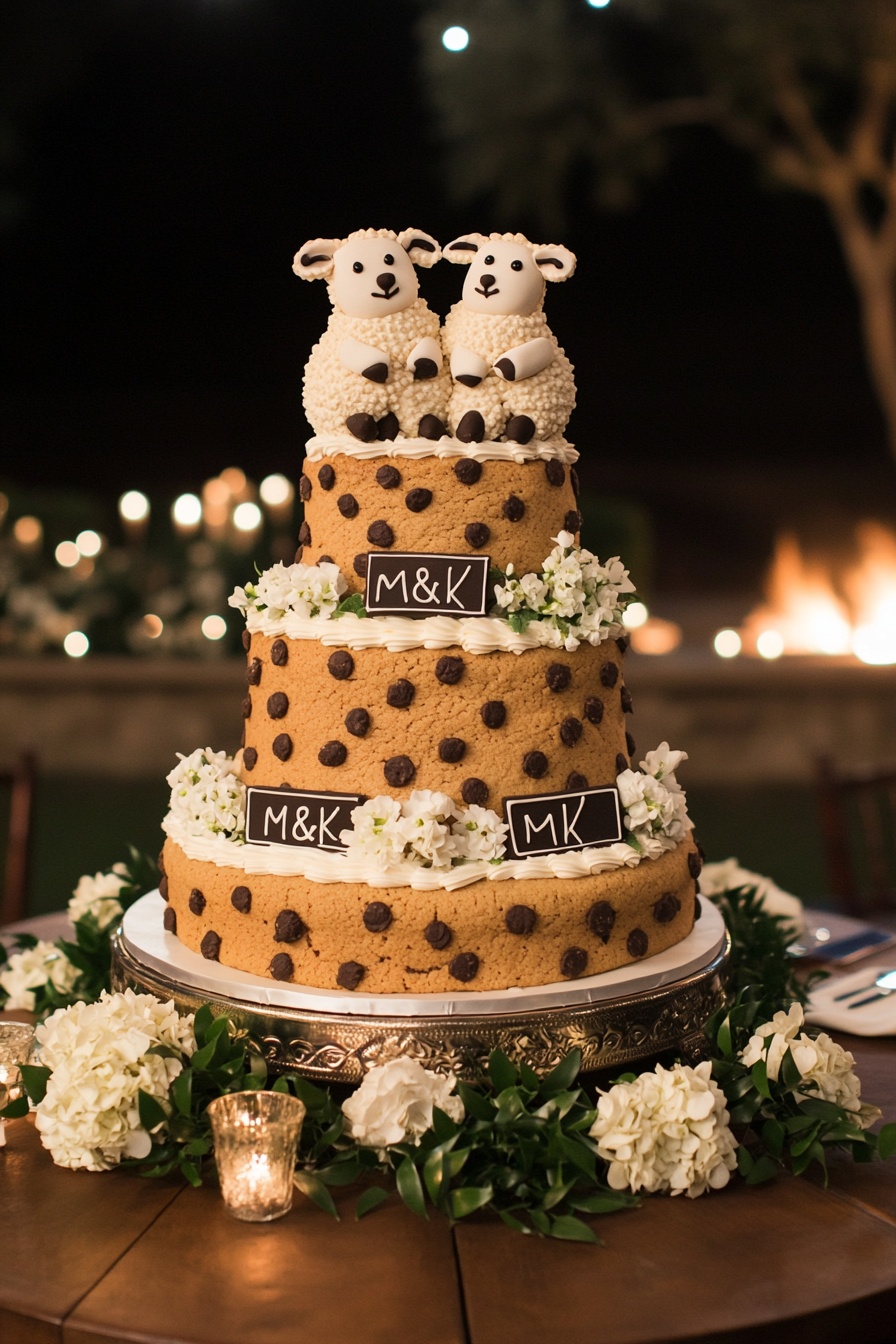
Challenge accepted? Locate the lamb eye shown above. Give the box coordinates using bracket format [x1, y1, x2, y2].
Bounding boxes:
[484, 254, 494, 265]
[353, 261, 364, 274]
[383, 253, 395, 265]
[511, 260, 523, 272]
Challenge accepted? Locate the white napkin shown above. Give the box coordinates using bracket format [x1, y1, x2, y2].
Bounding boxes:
[806, 963, 896, 1036]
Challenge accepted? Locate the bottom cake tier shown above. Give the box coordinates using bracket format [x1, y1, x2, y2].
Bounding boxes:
[160, 835, 700, 994]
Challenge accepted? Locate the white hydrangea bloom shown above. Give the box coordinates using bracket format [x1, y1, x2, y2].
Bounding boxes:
[68, 867, 128, 929]
[341, 796, 406, 868]
[617, 742, 690, 846]
[33, 989, 196, 1171]
[0, 940, 81, 1011]
[229, 560, 347, 622]
[164, 748, 246, 842]
[491, 533, 635, 648]
[739, 1002, 881, 1128]
[342, 1057, 465, 1157]
[452, 804, 509, 862]
[590, 1060, 738, 1198]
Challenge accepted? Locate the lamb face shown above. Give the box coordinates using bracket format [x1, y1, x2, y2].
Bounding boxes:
[329, 237, 420, 319]
[461, 239, 545, 316]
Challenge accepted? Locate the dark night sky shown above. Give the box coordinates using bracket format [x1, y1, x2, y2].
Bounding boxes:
[2, 0, 894, 585]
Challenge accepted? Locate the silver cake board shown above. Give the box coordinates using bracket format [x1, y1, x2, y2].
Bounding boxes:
[111, 892, 730, 1083]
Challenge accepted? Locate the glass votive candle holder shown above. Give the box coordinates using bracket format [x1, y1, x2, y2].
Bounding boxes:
[0, 1023, 35, 1147]
[207, 1090, 306, 1222]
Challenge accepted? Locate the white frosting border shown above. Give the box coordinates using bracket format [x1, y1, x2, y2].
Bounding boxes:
[304, 433, 580, 465]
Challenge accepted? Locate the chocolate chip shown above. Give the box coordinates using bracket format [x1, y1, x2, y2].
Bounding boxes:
[188, 888, 206, 915]
[464, 522, 490, 549]
[587, 901, 616, 943]
[337, 493, 359, 519]
[561, 946, 588, 978]
[438, 737, 466, 763]
[461, 777, 489, 805]
[271, 638, 288, 667]
[318, 463, 336, 490]
[376, 464, 401, 489]
[505, 904, 536, 935]
[386, 678, 415, 709]
[567, 772, 589, 790]
[298, 520, 312, 547]
[560, 716, 583, 747]
[367, 520, 394, 547]
[274, 910, 306, 943]
[653, 892, 681, 924]
[627, 928, 648, 958]
[231, 886, 252, 914]
[583, 696, 604, 724]
[241, 629, 251, 651]
[545, 460, 565, 487]
[241, 695, 252, 719]
[363, 901, 393, 932]
[435, 655, 464, 685]
[267, 691, 289, 719]
[159, 874, 169, 901]
[328, 650, 354, 680]
[200, 931, 221, 961]
[163, 906, 176, 933]
[384, 754, 415, 787]
[502, 495, 525, 522]
[454, 459, 482, 485]
[449, 952, 479, 983]
[299, 474, 312, 502]
[626, 732, 636, 758]
[600, 663, 619, 688]
[243, 747, 258, 771]
[614, 753, 628, 775]
[480, 700, 506, 728]
[270, 953, 294, 981]
[571, 467, 580, 495]
[694, 896, 703, 920]
[353, 553, 368, 577]
[272, 732, 293, 761]
[345, 707, 371, 737]
[319, 740, 347, 766]
[523, 750, 549, 779]
[546, 662, 571, 692]
[688, 851, 703, 879]
[564, 510, 581, 533]
[246, 657, 262, 686]
[425, 919, 452, 950]
[405, 487, 433, 512]
[621, 685, 633, 714]
[616, 634, 631, 655]
[337, 960, 365, 990]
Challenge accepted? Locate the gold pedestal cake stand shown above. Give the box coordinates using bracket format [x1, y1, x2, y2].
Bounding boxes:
[111, 893, 730, 1083]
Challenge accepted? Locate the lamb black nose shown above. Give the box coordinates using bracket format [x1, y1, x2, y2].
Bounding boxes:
[377, 272, 395, 291]
[480, 273, 495, 289]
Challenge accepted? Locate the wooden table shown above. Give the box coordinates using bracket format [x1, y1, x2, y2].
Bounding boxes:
[2, 1032, 896, 1344]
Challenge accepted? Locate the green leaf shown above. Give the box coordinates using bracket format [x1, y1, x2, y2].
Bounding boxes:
[488, 1049, 519, 1094]
[877, 1123, 896, 1161]
[779, 1048, 803, 1091]
[542, 1049, 582, 1096]
[179, 1158, 202, 1188]
[447, 1185, 493, 1219]
[750, 1058, 772, 1100]
[334, 592, 367, 619]
[744, 1154, 779, 1185]
[549, 1214, 599, 1244]
[20, 1064, 50, 1104]
[761, 1118, 785, 1158]
[569, 1191, 636, 1215]
[430, 1105, 459, 1144]
[424, 1147, 447, 1204]
[396, 1155, 427, 1218]
[0, 1095, 30, 1121]
[457, 1082, 495, 1121]
[137, 1089, 169, 1133]
[170, 1070, 193, 1117]
[355, 1187, 390, 1220]
[293, 1169, 340, 1219]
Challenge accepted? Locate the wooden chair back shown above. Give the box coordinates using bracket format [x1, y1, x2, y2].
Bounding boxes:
[815, 756, 896, 916]
[1, 750, 37, 926]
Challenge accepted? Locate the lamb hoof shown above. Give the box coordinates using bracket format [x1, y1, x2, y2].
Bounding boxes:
[346, 413, 378, 442]
[494, 358, 516, 382]
[456, 374, 483, 389]
[376, 413, 400, 441]
[505, 415, 535, 444]
[413, 358, 438, 381]
[361, 362, 389, 384]
[418, 415, 447, 441]
[456, 410, 485, 443]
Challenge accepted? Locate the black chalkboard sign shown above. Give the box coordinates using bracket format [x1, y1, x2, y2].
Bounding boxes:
[365, 552, 491, 617]
[246, 786, 365, 852]
[503, 786, 623, 859]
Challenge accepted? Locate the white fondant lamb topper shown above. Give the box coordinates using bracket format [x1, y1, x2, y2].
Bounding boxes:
[293, 227, 450, 442]
[442, 232, 577, 444]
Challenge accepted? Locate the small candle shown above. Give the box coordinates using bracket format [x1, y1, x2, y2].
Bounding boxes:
[207, 1090, 305, 1222]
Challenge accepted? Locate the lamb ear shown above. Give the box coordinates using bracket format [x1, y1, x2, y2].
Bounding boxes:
[292, 238, 343, 280]
[532, 244, 577, 281]
[398, 228, 442, 267]
[444, 233, 488, 265]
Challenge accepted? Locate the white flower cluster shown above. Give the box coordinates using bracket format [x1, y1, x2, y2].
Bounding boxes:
[33, 989, 196, 1171]
[164, 748, 246, 842]
[341, 790, 508, 869]
[342, 1056, 465, 1157]
[229, 560, 347, 622]
[492, 531, 635, 650]
[68, 866, 128, 930]
[0, 940, 80, 1012]
[590, 1060, 738, 1198]
[740, 1002, 882, 1128]
[616, 742, 690, 853]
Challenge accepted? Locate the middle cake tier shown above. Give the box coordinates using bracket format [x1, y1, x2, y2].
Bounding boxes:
[240, 634, 635, 803]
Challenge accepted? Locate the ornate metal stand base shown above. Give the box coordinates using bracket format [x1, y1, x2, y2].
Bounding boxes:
[111, 925, 730, 1083]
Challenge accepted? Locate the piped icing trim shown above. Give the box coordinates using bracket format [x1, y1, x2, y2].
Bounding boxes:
[303, 434, 579, 465]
